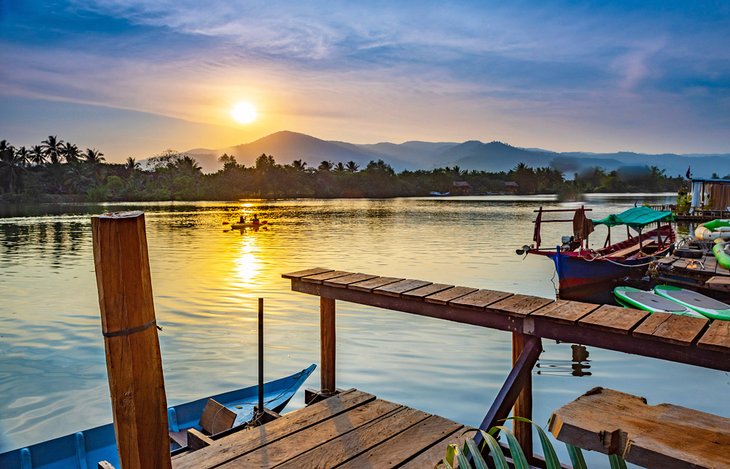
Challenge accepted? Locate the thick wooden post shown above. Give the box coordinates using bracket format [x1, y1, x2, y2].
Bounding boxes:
[512, 332, 533, 459]
[321, 297, 336, 394]
[92, 211, 171, 469]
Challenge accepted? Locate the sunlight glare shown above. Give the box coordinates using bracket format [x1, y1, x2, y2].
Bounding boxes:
[231, 102, 257, 124]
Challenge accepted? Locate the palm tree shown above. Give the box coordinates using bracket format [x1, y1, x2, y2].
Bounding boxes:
[83, 148, 105, 165]
[345, 161, 359, 172]
[0, 145, 25, 193]
[62, 142, 81, 164]
[124, 157, 141, 171]
[334, 162, 346, 172]
[291, 159, 308, 172]
[41, 135, 64, 164]
[318, 160, 334, 172]
[15, 146, 30, 167]
[30, 145, 45, 166]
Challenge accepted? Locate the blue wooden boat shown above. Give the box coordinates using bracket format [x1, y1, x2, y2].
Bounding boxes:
[523, 206, 675, 302]
[0, 364, 315, 469]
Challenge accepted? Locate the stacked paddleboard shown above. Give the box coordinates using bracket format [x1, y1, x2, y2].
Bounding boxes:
[614, 285, 730, 320]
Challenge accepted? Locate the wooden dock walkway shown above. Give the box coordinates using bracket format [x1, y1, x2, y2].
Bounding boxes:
[172, 389, 469, 469]
[652, 252, 730, 300]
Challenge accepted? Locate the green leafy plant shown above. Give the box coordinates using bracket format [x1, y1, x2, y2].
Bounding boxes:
[437, 417, 622, 469]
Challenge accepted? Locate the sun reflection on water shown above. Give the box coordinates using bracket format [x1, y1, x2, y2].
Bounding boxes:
[233, 236, 260, 286]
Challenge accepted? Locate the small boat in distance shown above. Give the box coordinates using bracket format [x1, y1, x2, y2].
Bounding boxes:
[231, 220, 268, 229]
[0, 364, 315, 469]
[520, 206, 675, 302]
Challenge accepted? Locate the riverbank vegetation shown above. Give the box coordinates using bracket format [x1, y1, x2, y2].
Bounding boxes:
[1, 137, 688, 202]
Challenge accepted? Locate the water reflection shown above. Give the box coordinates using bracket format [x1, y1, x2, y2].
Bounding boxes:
[3, 195, 729, 467]
[536, 345, 592, 377]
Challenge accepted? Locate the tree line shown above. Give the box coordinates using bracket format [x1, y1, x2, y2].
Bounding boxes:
[1, 136, 686, 202]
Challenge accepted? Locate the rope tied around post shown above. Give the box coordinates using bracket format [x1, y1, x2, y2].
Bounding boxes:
[101, 319, 161, 338]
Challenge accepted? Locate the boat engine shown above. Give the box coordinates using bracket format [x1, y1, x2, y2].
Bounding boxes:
[560, 235, 581, 252]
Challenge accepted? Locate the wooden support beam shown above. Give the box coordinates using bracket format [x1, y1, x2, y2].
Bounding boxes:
[475, 335, 542, 450]
[321, 296, 336, 394]
[512, 332, 533, 459]
[92, 211, 172, 469]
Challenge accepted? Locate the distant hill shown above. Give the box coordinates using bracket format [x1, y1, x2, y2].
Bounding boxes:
[181, 130, 730, 177]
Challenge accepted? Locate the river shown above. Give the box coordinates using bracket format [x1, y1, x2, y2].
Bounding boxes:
[1, 195, 728, 463]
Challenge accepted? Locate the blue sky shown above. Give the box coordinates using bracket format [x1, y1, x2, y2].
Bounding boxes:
[1, 0, 729, 162]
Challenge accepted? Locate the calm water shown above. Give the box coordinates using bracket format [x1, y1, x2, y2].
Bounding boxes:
[1, 196, 728, 461]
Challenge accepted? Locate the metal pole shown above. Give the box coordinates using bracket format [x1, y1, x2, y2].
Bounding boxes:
[258, 298, 264, 418]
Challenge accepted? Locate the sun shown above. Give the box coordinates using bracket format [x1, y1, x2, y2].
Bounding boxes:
[231, 102, 257, 124]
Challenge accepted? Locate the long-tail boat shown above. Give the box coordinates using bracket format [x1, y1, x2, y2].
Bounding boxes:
[519, 206, 675, 302]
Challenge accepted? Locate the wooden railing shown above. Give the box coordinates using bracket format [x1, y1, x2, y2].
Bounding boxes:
[283, 267, 730, 461]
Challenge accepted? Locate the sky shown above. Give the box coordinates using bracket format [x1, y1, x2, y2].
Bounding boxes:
[1, 0, 729, 162]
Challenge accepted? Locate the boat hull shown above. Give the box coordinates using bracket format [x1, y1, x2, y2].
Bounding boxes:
[0, 364, 315, 469]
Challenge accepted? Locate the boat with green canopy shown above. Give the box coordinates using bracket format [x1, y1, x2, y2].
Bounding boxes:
[523, 205, 675, 302]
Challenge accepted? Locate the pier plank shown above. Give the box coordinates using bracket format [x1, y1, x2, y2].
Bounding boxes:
[530, 300, 599, 324]
[578, 305, 648, 334]
[282, 267, 333, 280]
[275, 408, 430, 469]
[488, 294, 553, 316]
[348, 276, 403, 292]
[173, 390, 375, 469]
[697, 320, 730, 352]
[375, 279, 432, 297]
[323, 273, 378, 287]
[632, 313, 708, 346]
[302, 270, 353, 283]
[402, 283, 454, 299]
[450, 289, 513, 309]
[339, 415, 464, 469]
[549, 387, 730, 469]
[400, 431, 471, 469]
[425, 286, 479, 305]
[216, 399, 403, 468]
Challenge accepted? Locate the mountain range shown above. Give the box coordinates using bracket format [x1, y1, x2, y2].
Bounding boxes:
[184, 130, 730, 178]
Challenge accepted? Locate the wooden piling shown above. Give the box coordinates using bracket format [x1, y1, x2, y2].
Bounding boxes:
[321, 297, 336, 394]
[512, 332, 533, 459]
[92, 211, 171, 469]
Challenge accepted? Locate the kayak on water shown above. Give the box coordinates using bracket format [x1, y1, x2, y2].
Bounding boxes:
[653, 285, 730, 321]
[613, 286, 705, 318]
[231, 220, 268, 229]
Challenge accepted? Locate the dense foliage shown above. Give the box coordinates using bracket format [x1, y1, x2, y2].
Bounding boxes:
[1, 137, 688, 202]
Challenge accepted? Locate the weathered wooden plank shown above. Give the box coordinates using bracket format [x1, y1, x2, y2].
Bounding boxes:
[425, 286, 479, 305]
[402, 283, 454, 299]
[281, 267, 333, 280]
[578, 304, 648, 334]
[321, 297, 336, 393]
[173, 390, 375, 469]
[697, 320, 730, 352]
[549, 387, 730, 469]
[302, 270, 354, 283]
[530, 299, 599, 324]
[275, 407, 431, 469]
[348, 276, 403, 292]
[399, 430, 471, 469]
[92, 212, 171, 469]
[655, 257, 676, 265]
[706, 275, 730, 290]
[323, 273, 378, 287]
[375, 279, 432, 297]
[450, 289, 513, 309]
[632, 313, 708, 346]
[339, 415, 464, 469]
[216, 400, 403, 468]
[488, 294, 554, 317]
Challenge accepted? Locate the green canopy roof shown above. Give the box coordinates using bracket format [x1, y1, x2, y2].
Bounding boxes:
[592, 206, 674, 228]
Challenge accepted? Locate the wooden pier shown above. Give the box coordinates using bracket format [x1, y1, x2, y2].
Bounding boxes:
[90, 215, 730, 469]
[652, 252, 730, 300]
[167, 266, 730, 468]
